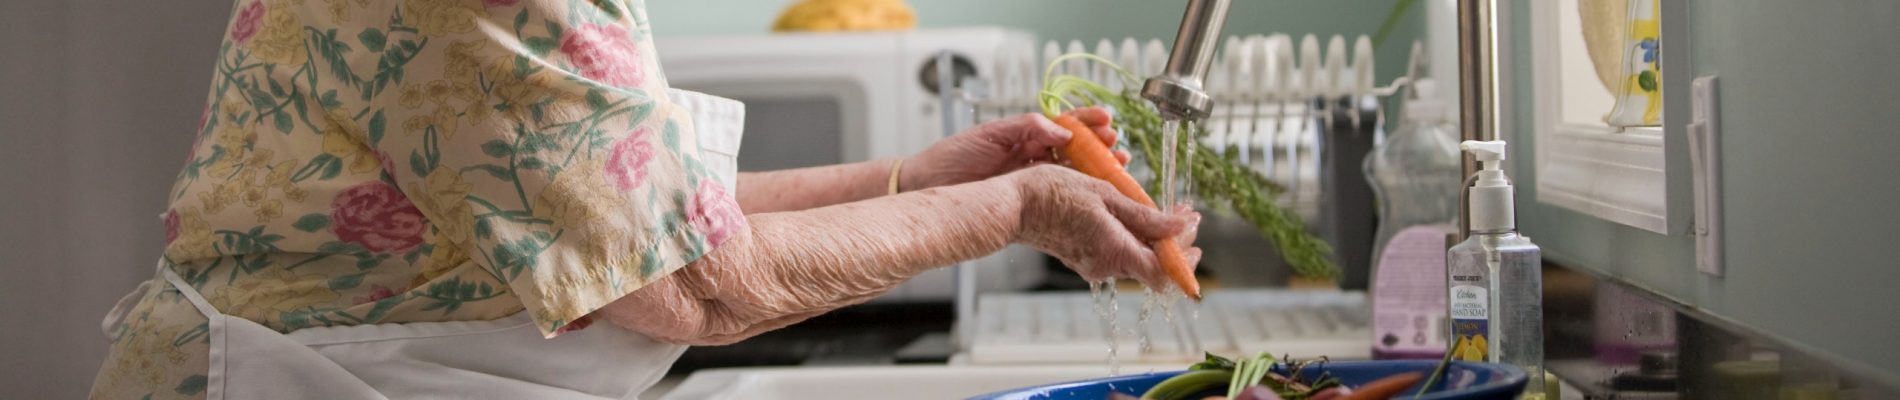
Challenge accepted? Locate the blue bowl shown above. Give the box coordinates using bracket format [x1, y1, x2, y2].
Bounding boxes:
[969, 360, 1526, 400]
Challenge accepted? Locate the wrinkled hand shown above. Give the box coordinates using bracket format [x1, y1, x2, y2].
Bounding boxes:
[902, 107, 1129, 192]
[1007, 165, 1202, 289]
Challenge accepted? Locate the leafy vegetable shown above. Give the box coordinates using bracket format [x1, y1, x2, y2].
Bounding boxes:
[1229, 352, 1277, 399]
[1142, 369, 1233, 400]
[1190, 352, 1238, 371]
[1146, 352, 1349, 400]
[1414, 348, 1455, 397]
[1037, 53, 1338, 280]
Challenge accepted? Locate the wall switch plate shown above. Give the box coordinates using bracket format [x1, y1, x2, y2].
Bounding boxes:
[1687, 76, 1723, 277]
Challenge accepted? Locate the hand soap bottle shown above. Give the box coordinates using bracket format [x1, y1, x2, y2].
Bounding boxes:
[1447, 140, 1545, 397]
[1364, 78, 1460, 359]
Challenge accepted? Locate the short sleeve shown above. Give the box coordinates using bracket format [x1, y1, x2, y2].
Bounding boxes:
[347, 0, 744, 337]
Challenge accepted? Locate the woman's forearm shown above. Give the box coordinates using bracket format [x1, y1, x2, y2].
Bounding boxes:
[603, 177, 1020, 344]
[735, 158, 899, 213]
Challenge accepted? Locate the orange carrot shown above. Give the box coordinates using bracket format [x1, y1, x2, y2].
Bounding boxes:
[1340, 372, 1426, 400]
[1051, 114, 1201, 300]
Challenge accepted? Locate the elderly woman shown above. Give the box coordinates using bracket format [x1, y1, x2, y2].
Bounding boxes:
[90, 0, 1199, 398]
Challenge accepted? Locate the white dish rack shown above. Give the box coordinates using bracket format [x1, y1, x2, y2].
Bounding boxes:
[964, 289, 1372, 365]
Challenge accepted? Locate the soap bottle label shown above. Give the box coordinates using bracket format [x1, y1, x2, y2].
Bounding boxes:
[1371, 226, 1451, 358]
[1449, 283, 1489, 361]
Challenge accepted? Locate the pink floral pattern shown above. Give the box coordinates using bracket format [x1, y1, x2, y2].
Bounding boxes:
[688, 180, 745, 247]
[375, 150, 398, 184]
[230, 1, 265, 44]
[554, 315, 595, 334]
[163, 210, 180, 244]
[196, 105, 210, 133]
[560, 23, 644, 87]
[330, 181, 426, 253]
[603, 127, 654, 191]
[183, 105, 209, 166]
[352, 285, 399, 305]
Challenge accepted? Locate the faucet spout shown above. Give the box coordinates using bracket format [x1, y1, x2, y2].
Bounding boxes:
[1142, 0, 1233, 120]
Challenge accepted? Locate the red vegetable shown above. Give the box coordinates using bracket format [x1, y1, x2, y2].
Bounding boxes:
[1306, 387, 1348, 400]
[1340, 372, 1425, 400]
[1231, 385, 1284, 400]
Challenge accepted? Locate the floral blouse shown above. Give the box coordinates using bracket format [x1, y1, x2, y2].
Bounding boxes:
[90, 0, 745, 398]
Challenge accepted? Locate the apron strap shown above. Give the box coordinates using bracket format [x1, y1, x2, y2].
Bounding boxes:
[158, 260, 223, 318]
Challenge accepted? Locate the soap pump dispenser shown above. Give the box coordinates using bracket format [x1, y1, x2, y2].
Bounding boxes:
[1446, 140, 1546, 396]
[1461, 141, 1516, 235]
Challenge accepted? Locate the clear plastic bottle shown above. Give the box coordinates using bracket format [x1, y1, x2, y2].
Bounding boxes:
[1364, 79, 1462, 359]
[1448, 231, 1544, 396]
[1447, 140, 1545, 398]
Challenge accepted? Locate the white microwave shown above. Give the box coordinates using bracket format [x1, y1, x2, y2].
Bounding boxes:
[654, 27, 1046, 302]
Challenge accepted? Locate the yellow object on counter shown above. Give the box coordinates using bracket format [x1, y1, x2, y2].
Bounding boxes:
[772, 0, 917, 32]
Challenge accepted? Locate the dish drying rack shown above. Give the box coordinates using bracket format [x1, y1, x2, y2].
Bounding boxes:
[937, 34, 1419, 353]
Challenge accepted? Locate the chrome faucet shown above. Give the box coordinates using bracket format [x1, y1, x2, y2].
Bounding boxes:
[1141, 0, 1233, 120]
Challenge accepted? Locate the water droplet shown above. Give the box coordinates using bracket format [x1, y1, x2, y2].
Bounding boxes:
[1091, 279, 1123, 376]
[1138, 288, 1158, 353]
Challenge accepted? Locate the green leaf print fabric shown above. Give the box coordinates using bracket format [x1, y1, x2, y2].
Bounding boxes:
[91, 0, 744, 398]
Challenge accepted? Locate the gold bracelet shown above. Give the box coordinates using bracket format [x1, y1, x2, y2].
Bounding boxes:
[887, 158, 906, 195]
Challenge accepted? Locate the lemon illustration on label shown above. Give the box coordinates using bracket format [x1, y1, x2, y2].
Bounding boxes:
[1453, 333, 1489, 361]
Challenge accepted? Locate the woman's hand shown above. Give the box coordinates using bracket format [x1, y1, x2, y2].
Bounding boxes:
[1008, 165, 1202, 289]
[901, 107, 1129, 192]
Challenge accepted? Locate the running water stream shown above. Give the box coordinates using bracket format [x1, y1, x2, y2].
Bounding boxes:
[1095, 282, 1200, 376]
[1088, 279, 1121, 375]
[1159, 120, 1181, 209]
[1087, 118, 1208, 376]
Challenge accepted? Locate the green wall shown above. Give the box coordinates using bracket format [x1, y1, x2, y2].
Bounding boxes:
[1507, 0, 1900, 386]
[645, 0, 1424, 88]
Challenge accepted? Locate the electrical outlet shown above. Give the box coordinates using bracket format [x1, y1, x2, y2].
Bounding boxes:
[1688, 76, 1722, 277]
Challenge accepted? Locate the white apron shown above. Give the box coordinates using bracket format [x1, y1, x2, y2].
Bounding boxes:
[107, 89, 744, 400]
